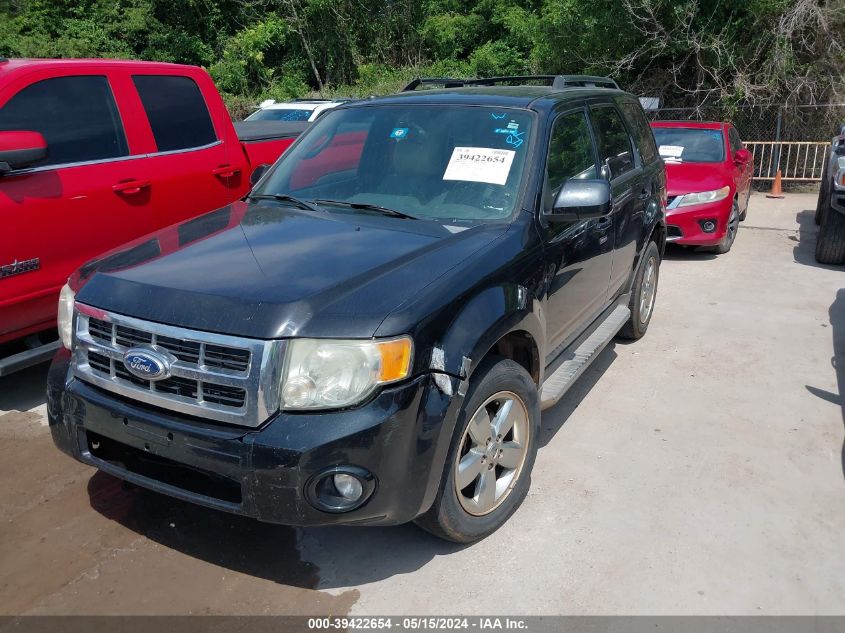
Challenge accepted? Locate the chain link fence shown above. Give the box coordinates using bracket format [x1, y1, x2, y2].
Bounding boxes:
[646, 103, 845, 188]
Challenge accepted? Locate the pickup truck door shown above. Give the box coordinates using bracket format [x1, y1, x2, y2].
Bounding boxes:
[0, 71, 155, 342]
[125, 72, 244, 230]
[539, 107, 614, 356]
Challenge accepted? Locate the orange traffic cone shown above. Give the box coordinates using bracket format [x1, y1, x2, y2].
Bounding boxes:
[766, 169, 785, 198]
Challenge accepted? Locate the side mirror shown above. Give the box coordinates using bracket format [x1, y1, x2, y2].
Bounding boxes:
[249, 163, 270, 187]
[547, 179, 612, 222]
[0, 130, 47, 174]
[734, 148, 752, 165]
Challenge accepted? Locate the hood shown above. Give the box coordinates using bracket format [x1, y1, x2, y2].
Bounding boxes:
[76, 201, 507, 339]
[664, 161, 731, 198]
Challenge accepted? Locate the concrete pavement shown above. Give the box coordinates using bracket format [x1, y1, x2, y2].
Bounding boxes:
[1, 192, 843, 615]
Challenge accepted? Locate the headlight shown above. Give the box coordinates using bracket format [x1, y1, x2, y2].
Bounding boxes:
[281, 337, 413, 410]
[677, 186, 731, 207]
[835, 156, 845, 188]
[57, 283, 75, 349]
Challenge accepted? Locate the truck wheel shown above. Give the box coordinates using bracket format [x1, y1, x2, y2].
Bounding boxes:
[713, 202, 740, 254]
[415, 358, 539, 543]
[815, 204, 845, 265]
[618, 240, 660, 340]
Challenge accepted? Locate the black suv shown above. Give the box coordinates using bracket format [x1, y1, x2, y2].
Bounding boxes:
[48, 75, 666, 542]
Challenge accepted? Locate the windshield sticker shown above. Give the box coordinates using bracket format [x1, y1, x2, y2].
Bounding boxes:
[492, 120, 525, 149]
[390, 127, 409, 139]
[659, 145, 684, 159]
[491, 112, 507, 120]
[443, 147, 516, 185]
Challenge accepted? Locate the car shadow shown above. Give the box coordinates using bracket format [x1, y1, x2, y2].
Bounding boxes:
[805, 289, 845, 481]
[87, 468, 464, 591]
[538, 344, 617, 448]
[791, 209, 845, 270]
[0, 362, 49, 412]
[662, 243, 718, 261]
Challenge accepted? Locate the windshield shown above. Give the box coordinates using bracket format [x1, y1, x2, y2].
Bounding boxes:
[254, 105, 533, 223]
[652, 127, 725, 163]
[246, 108, 314, 122]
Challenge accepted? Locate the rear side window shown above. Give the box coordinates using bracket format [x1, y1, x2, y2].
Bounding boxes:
[590, 105, 636, 179]
[546, 110, 598, 201]
[0, 75, 128, 168]
[619, 101, 659, 164]
[132, 75, 216, 152]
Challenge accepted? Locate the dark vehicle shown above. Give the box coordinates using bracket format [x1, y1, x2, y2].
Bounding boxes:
[814, 122, 845, 265]
[48, 75, 666, 543]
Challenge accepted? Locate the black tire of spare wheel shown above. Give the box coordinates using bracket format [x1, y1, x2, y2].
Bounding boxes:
[618, 240, 660, 340]
[414, 357, 539, 544]
[815, 204, 845, 265]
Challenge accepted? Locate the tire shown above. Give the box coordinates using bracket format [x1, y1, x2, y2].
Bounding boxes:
[618, 240, 660, 340]
[415, 357, 540, 543]
[738, 187, 751, 221]
[815, 202, 845, 265]
[713, 201, 740, 254]
[815, 179, 829, 226]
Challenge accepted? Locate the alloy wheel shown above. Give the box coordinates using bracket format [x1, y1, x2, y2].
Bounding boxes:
[454, 391, 530, 516]
[639, 255, 658, 325]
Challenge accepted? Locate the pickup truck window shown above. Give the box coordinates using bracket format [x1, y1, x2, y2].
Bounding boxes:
[0, 75, 128, 167]
[590, 105, 636, 179]
[257, 105, 533, 224]
[132, 75, 216, 152]
[547, 110, 599, 200]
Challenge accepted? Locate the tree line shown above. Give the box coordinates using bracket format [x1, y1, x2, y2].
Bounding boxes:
[1, 0, 842, 118]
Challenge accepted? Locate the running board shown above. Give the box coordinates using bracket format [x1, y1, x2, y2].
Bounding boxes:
[540, 305, 631, 410]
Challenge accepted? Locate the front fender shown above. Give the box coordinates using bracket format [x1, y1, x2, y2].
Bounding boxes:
[435, 283, 545, 387]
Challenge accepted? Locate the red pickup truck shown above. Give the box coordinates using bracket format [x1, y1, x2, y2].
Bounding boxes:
[0, 58, 303, 375]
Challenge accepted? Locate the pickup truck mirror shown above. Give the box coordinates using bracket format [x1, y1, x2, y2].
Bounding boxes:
[547, 179, 612, 222]
[249, 163, 270, 187]
[0, 130, 47, 174]
[734, 148, 752, 164]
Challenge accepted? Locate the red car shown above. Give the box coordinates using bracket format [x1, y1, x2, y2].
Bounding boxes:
[0, 58, 303, 374]
[650, 121, 753, 254]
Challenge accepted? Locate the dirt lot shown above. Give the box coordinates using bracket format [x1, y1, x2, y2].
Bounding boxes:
[1, 192, 843, 615]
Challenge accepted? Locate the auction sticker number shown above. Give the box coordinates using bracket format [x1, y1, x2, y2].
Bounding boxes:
[443, 147, 516, 185]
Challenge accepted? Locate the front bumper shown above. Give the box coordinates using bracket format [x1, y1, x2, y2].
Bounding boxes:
[47, 349, 461, 526]
[665, 198, 732, 246]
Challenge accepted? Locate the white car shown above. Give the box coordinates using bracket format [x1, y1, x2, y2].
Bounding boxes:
[244, 99, 348, 122]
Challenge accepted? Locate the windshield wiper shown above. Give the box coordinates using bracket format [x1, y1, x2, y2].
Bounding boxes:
[248, 193, 324, 214]
[313, 199, 419, 220]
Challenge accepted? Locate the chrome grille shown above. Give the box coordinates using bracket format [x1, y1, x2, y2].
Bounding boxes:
[72, 304, 284, 427]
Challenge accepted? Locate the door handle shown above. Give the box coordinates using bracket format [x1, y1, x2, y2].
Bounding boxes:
[596, 215, 612, 229]
[112, 180, 150, 195]
[212, 164, 241, 178]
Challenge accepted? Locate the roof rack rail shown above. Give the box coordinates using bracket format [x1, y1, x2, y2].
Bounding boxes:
[402, 75, 619, 91]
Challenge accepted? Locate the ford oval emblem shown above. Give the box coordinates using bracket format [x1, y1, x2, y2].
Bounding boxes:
[123, 348, 170, 381]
